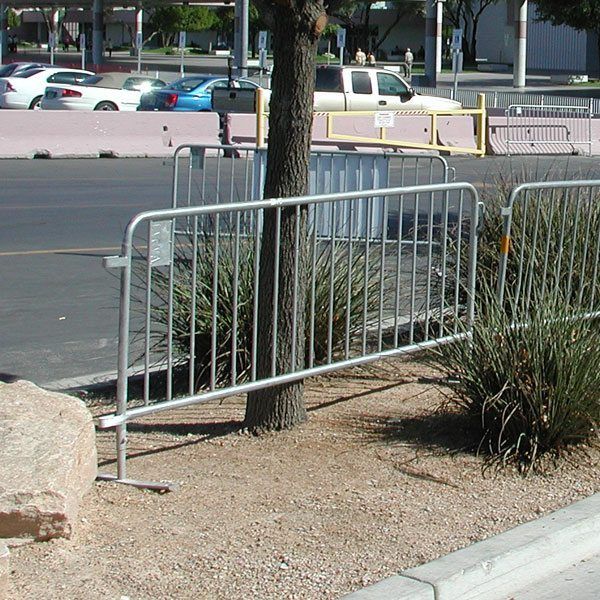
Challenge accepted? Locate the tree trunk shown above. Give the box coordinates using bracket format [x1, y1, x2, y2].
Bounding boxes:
[244, 6, 323, 433]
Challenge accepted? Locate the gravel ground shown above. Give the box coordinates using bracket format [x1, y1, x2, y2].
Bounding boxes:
[8, 358, 599, 600]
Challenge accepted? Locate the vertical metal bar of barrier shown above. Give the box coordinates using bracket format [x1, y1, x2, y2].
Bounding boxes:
[210, 214, 220, 390]
[231, 212, 241, 385]
[290, 205, 301, 371]
[143, 222, 152, 406]
[189, 215, 199, 395]
[251, 208, 261, 381]
[453, 192, 464, 333]
[271, 208, 282, 377]
[377, 195, 389, 351]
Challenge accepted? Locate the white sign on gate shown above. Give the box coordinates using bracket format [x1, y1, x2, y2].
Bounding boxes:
[374, 111, 395, 129]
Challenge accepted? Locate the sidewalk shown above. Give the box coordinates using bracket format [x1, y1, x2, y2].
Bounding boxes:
[344, 493, 600, 600]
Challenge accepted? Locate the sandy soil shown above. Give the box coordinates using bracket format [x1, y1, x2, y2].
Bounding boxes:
[8, 359, 599, 600]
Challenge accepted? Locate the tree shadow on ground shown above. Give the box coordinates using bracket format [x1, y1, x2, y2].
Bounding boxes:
[360, 405, 480, 456]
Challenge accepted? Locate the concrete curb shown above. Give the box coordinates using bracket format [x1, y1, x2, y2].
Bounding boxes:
[344, 493, 600, 600]
[0, 542, 9, 600]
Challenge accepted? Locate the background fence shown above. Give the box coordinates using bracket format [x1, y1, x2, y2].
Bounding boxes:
[415, 86, 599, 114]
[171, 145, 452, 209]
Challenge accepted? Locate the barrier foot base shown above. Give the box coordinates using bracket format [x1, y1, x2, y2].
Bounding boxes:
[96, 472, 179, 492]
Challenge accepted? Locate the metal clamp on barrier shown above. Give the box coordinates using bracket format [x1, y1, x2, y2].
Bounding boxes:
[103, 255, 127, 269]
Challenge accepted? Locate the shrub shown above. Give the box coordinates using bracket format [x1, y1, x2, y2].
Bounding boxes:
[430, 284, 600, 471]
[133, 233, 386, 389]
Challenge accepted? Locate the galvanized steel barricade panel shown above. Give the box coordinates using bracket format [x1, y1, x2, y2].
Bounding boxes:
[100, 183, 479, 486]
[497, 180, 600, 318]
[171, 144, 452, 210]
[505, 105, 592, 156]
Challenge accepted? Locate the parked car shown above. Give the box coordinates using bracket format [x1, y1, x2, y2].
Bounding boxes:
[0, 62, 54, 79]
[40, 72, 166, 111]
[0, 67, 94, 109]
[137, 75, 259, 112]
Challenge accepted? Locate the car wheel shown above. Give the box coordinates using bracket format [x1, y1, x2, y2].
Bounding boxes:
[94, 101, 118, 111]
[29, 96, 43, 110]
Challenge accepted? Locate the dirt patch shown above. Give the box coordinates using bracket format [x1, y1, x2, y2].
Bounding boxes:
[9, 359, 599, 599]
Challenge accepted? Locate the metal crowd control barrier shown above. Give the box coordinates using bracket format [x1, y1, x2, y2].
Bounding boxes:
[505, 105, 592, 156]
[100, 182, 480, 488]
[497, 180, 600, 317]
[171, 144, 453, 210]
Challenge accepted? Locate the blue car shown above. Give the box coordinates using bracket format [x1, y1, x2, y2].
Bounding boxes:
[138, 75, 259, 111]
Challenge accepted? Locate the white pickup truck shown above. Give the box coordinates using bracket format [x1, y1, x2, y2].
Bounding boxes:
[313, 66, 460, 112]
[213, 65, 461, 113]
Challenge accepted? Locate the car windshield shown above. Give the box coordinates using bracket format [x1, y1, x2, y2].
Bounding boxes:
[0, 64, 18, 77]
[167, 77, 209, 92]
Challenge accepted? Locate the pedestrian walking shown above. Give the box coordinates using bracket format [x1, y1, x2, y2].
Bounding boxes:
[367, 51, 376, 66]
[403, 47, 414, 78]
[355, 47, 366, 66]
[106, 38, 113, 58]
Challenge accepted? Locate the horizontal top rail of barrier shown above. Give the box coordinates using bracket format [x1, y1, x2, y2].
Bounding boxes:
[100, 181, 480, 488]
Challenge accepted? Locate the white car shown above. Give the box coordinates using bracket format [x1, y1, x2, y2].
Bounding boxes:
[0, 67, 94, 110]
[41, 72, 167, 111]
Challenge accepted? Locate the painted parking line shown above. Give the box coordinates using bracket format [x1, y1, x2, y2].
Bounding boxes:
[0, 246, 122, 257]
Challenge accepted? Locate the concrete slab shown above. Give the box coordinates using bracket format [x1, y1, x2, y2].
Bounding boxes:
[344, 493, 600, 600]
[344, 575, 433, 600]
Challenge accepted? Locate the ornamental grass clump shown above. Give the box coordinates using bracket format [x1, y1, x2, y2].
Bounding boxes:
[134, 233, 385, 389]
[431, 286, 600, 471]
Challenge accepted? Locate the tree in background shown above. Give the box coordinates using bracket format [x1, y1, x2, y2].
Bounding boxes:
[7, 8, 19, 30]
[334, 1, 423, 54]
[149, 5, 218, 47]
[444, 0, 499, 65]
[534, 0, 600, 77]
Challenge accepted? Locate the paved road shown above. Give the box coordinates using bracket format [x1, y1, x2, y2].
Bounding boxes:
[2, 155, 600, 387]
[0, 159, 173, 385]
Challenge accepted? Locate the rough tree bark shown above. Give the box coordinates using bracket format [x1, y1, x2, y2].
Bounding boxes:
[244, 2, 331, 433]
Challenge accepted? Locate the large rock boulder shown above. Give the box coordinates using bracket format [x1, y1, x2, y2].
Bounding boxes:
[0, 380, 97, 542]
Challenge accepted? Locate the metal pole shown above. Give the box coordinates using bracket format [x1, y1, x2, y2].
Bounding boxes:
[135, 5, 143, 74]
[50, 7, 58, 66]
[513, 0, 527, 88]
[0, 4, 6, 66]
[234, 0, 249, 77]
[92, 0, 104, 66]
[425, 0, 437, 86]
[436, 0, 444, 74]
